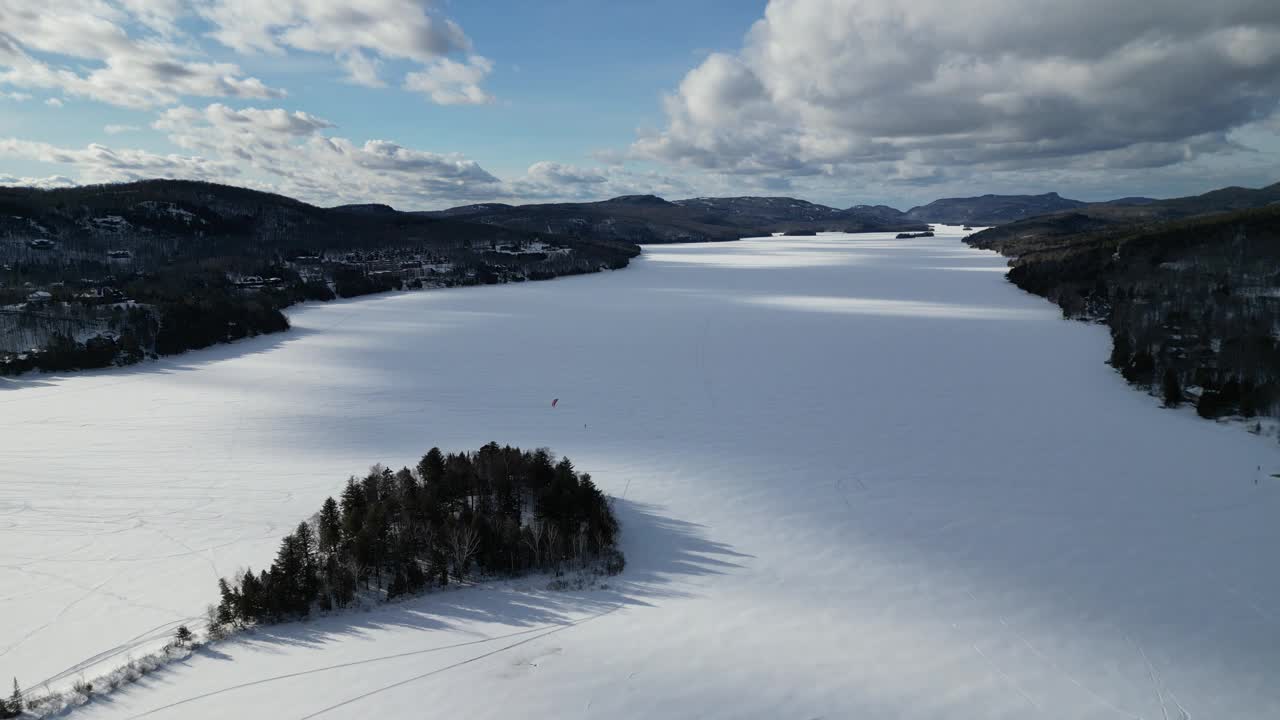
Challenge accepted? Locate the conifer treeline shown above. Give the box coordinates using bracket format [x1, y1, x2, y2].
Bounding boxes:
[0, 679, 21, 719]
[213, 444, 623, 627]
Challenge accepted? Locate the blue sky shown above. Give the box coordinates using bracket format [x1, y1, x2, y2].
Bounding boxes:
[1, 1, 1278, 209]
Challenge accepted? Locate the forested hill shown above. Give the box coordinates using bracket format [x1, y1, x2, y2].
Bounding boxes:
[905, 192, 1089, 225]
[965, 181, 1280, 257]
[0, 180, 640, 376]
[422, 194, 928, 243]
[967, 185, 1280, 424]
[0, 180, 639, 262]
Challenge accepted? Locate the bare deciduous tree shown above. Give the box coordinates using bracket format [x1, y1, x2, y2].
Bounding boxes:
[523, 520, 546, 568]
[447, 524, 482, 580]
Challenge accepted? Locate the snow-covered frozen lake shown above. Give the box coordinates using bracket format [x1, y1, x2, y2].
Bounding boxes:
[3, 228, 1279, 719]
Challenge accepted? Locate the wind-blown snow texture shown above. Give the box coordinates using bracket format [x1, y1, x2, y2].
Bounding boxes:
[3, 229, 1279, 719]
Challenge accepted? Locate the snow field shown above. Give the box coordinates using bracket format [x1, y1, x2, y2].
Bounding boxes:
[1, 228, 1278, 718]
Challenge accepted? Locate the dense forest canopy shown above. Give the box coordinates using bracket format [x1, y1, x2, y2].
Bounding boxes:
[969, 203, 1280, 423]
[211, 444, 624, 628]
[0, 180, 639, 374]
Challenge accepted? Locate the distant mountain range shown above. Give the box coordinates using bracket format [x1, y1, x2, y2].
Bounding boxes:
[964, 181, 1280, 257]
[4, 180, 1276, 259]
[418, 189, 1201, 242]
[904, 192, 1088, 225]
[417, 194, 929, 243]
[0, 181, 638, 260]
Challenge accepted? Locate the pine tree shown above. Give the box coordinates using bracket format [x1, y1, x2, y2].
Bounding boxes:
[293, 522, 320, 606]
[1162, 368, 1184, 407]
[175, 625, 193, 645]
[318, 496, 342, 554]
[238, 570, 262, 622]
[340, 478, 366, 538]
[216, 577, 237, 627]
[211, 444, 622, 626]
[1109, 332, 1132, 368]
[418, 447, 445, 488]
[7, 678, 20, 715]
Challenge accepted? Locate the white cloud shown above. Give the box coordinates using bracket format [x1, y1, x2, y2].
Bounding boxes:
[44, 97, 63, 107]
[339, 50, 385, 88]
[509, 162, 696, 202]
[104, 124, 141, 134]
[0, 173, 78, 189]
[0, 137, 239, 184]
[2, 91, 32, 101]
[403, 56, 494, 105]
[526, 161, 607, 186]
[0, 102, 504, 206]
[199, 0, 490, 101]
[635, 0, 1280, 185]
[0, 0, 283, 109]
[0, 103, 703, 208]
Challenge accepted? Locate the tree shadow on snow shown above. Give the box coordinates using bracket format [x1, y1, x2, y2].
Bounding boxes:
[0, 326, 318, 394]
[103, 497, 748, 700]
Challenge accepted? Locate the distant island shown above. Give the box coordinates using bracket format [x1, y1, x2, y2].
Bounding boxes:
[895, 231, 935, 239]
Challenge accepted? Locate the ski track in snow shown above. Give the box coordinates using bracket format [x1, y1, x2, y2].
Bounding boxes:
[2, 229, 1280, 719]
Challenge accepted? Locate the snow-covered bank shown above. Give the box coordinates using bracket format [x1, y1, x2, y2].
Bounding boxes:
[3, 228, 1279, 718]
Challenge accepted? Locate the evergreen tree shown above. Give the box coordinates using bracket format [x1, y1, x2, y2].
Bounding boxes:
[7, 678, 20, 715]
[1162, 368, 1183, 407]
[318, 497, 342, 554]
[212, 443, 623, 627]
[418, 448, 446, 488]
[216, 578, 237, 627]
[238, 570, 262, 622]
[340, 478, 366, 538]
[1109, 332, 1132, 368]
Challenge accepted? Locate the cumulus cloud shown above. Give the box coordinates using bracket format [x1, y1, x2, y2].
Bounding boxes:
[0, 0, 283, 109]
[200, 0, 492, 101]
[526, 162, 608, 186]
[0, 137, 239, 184]
[635, 0, 1280, 184]
[1, 103, 705, 208]
[339, 50, 385, 88]
[2, 102, 509, 207]
[0, 173, 78, 189]
[0, 1, 488, 108]
[103, 124, 141, 134]
[508, 162, 697, 202]
[403, 56, 494, 105]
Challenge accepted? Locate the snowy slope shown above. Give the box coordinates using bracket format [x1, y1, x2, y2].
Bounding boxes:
[3, 228, 1279, 719]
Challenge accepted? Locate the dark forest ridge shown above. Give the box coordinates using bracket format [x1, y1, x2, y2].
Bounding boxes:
[422, 183, 1279, 237]
[6, 179, 1277, 251]
[967, 180, 1280, 424]
[0, 179, 641, 375]
[417, 193, 928, 242]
